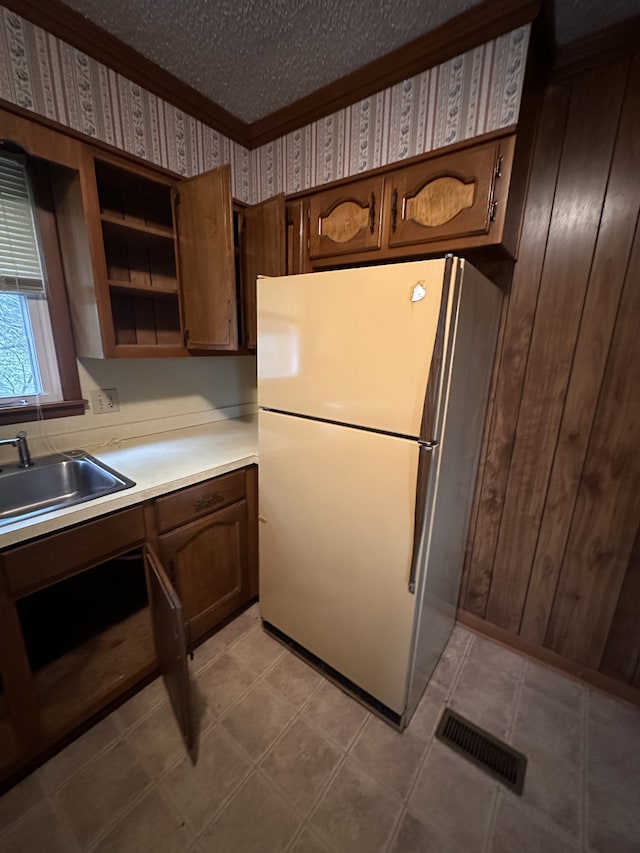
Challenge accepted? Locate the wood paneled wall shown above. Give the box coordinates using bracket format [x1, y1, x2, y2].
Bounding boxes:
[461, 51, 640, 694]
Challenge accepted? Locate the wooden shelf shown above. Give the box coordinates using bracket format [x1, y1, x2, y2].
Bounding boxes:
[108, 278, 178, 296]
[112, 343, 186, 358]
[34, 607, 155, 739]
[101, 214, 175, 246]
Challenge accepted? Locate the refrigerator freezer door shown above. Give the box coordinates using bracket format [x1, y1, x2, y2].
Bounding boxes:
[258, 258, 448, 437]
[258, 409, 422, 714]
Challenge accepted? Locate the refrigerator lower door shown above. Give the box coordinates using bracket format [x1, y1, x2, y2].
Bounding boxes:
[258, 409, 420, 715]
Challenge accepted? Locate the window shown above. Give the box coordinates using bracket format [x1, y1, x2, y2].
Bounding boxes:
[0, 150, 83, 425]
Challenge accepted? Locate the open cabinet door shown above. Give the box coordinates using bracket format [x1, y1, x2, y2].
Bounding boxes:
[145, 545, 194, 752]
[241, 194, 286, 350]
[175, 164, 238, 352]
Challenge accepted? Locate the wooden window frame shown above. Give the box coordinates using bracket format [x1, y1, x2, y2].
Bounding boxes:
[0, 156, 84, 426]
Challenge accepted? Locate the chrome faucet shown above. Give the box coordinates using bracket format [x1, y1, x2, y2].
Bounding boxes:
[0, 431, 33, 468]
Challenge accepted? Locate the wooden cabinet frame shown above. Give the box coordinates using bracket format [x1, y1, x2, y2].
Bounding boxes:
[290, 127, 519, 273]
[0, 103, 286, 360]
[0, 464, 258, 790]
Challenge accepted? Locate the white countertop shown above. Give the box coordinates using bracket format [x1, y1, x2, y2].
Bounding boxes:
[0, 416, 258, 549]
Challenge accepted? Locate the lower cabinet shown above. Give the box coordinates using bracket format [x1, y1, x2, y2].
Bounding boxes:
[0, 464, 258, 789]
[158, 501, 249, 646]
[153, 467, 257, 653]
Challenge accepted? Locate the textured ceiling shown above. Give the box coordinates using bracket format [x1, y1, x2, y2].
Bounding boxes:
[57, 0, 640, 123]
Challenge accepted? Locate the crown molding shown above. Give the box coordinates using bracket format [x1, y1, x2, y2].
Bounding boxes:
[6, 0, 636, 149]
[551, 13, 640, 81]
[247, 0, 541, 148]
[1, 0, 250, 146]
[5, 0, 540, 151]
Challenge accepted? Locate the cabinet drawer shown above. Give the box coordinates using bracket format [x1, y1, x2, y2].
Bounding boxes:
[1, 505, 145, 598]
[154, 469, 246, 533]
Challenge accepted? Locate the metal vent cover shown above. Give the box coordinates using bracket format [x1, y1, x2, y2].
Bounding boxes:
[436, 708, 527, 794]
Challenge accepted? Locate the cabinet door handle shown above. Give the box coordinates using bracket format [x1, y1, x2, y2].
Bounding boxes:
[193, 492, 225, 512]
[368, 192, 376, 234]
[391, 189, 398, 232]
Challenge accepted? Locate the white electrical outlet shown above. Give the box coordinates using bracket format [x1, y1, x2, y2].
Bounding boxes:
[90, 388, 120, 414]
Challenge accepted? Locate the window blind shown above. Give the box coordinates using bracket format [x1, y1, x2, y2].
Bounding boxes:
[0, 154, 45, 296]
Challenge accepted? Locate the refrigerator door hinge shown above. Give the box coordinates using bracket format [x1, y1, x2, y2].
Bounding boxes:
[419, 440, 439, 450]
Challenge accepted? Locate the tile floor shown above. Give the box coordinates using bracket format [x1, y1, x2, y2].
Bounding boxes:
[0, 603, 638, 853]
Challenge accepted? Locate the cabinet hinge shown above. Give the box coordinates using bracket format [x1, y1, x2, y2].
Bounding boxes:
[183, 328, 190, 346]
[174, 191, 180, 206]
[489, 200, 498, 222]
[495, 156, 503, 179]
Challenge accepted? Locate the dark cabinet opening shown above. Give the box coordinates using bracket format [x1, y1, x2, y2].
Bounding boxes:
[17, 551, 149, 669]
[15, 549, 156, 738]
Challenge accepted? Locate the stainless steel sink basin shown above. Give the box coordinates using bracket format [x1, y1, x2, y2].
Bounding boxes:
[0, 451, 136, 526]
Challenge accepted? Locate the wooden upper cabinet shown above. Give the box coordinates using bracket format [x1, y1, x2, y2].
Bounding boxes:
[308, 176, 384, 259]
[241, 194, 287, 350]
[176, 164, 238, 353]
[300, 130, 518, 268]
[55, 149, 185, 359]
[54, 139, 285, 358]
[387, 139, 505, 248]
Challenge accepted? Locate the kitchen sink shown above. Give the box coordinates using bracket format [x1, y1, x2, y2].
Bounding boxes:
[0, 450, 136, 526]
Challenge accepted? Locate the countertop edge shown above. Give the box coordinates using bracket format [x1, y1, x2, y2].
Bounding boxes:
[0, 418, 258, 549]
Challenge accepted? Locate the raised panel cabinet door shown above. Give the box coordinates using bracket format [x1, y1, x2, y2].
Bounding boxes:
[175, 164, 238, 352]
[158, 501, 250, 643]
[308, 176, 384, 259]
[241, 194, 286, 350]
[387, 140, 503, 249]
[145, 544, 193, 752]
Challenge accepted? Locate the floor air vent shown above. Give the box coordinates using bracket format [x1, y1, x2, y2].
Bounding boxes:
[435, 708, 527, 794]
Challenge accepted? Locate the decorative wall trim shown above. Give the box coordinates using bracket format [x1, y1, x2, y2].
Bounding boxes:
[4, 0, 540, 149]
[0, 0, 248, 144]
[0, 5, 529, 205]
[251, 27, 530, 202]
[247, 0, 540, 147]
[0, 6, 252, 200]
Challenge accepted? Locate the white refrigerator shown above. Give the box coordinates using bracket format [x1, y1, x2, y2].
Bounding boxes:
[257, 257, 501, 726]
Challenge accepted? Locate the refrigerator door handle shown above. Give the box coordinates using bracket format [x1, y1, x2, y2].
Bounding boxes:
[408, 444, 436, 593]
